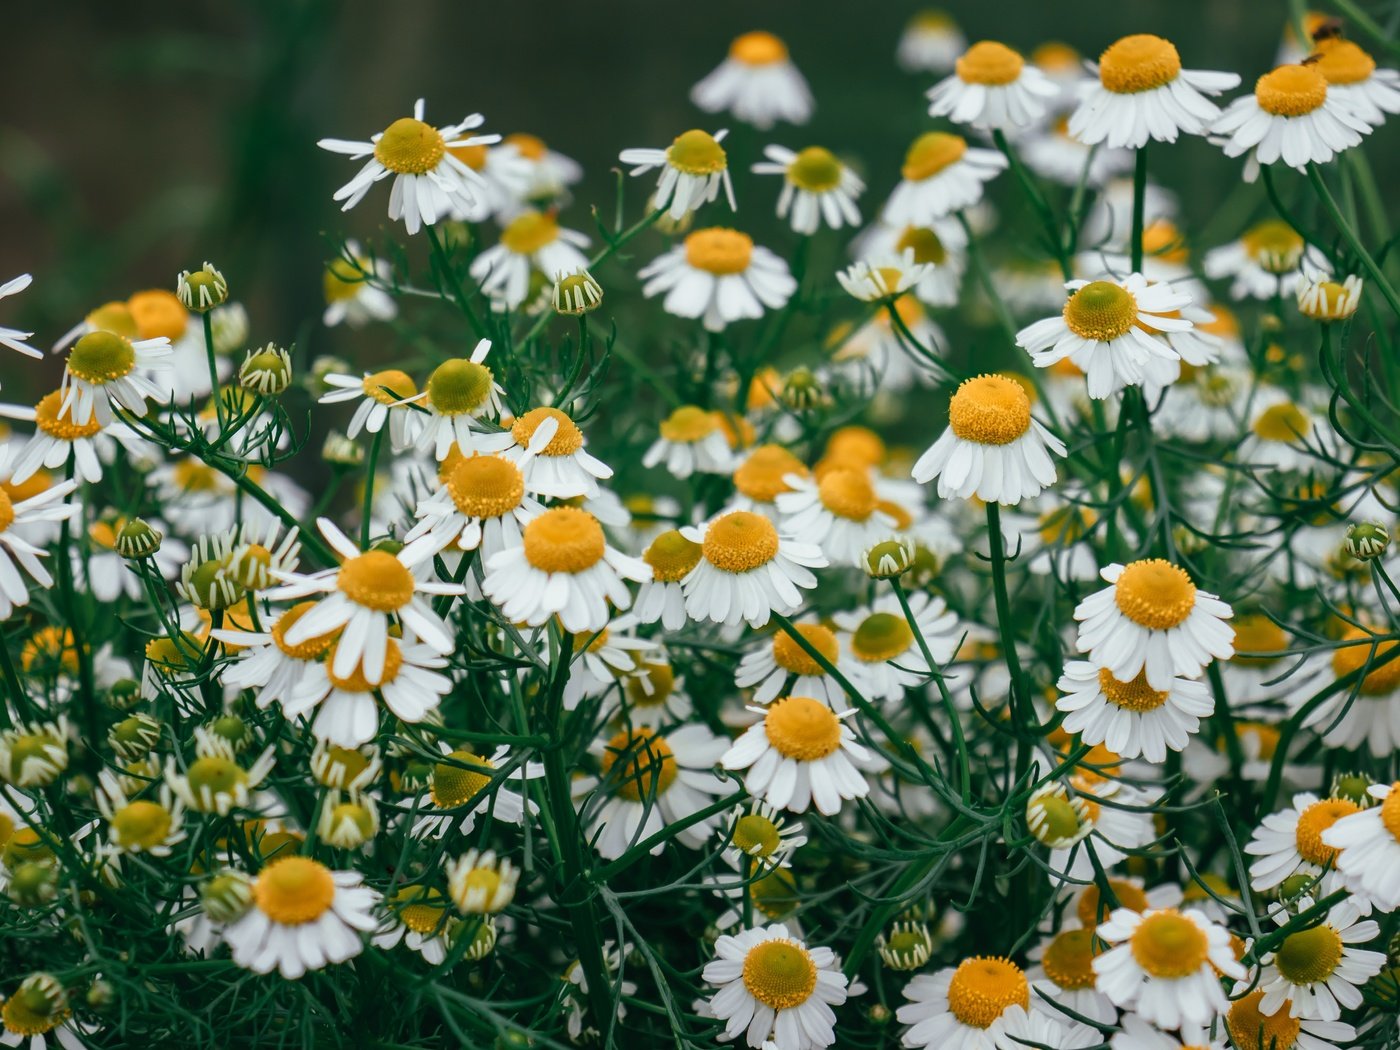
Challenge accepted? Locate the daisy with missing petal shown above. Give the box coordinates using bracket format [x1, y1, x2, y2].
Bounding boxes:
[832, 593, 958, 704]
[882, 132, 1007, 227]
[481, 506, 650, 632]
[775, 467, 897, 566]
[852, 219, 968, 308]
[722, 697, 871, 815]
[404, 451, 543, 562]
[318, 367, 424, 450]
[736, 621, 851, 708]
[912, 374, 1066, 505]
[404, 342, 504, 459]
[1074, 559, 1234, 690]
[1213, 64, 1368, 173]
[643, 405, 735, 478]
[752, 145, 863, 234]
[691, 32, 813, 130]
[1312, 36, 1400, 129]
[476, 406, 613, 499]
[1323, 782, 1400, 909]
[1070, 34, 1239, 149]
[703, 924, 848, 1050]
[640, 227, 796, 332]
[1225, 989, 1355, 1050]
[1091, 907, 1244, 1032]
[470, 210, 590, 311]
[835, 253, 931, 303]
[317, 98, 499, 234]
[898, 956, 1030, 1050]
[1054, 662, 1214, 763]
[0, 274, 41, 360]
[1255, 896, 1384, 1021]
[222, 855, 378, 979]
[619, 129, 736, 222]
[322, 243, 397, 328]
[926, 40, 1058, 132]
[681, 510, 827, 628]
[1246, 792, 1363, 893]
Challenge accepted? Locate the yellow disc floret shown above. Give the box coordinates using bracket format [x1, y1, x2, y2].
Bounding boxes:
[1063, 281, 1138, 341]
[254, 855, 337, 925]
[1114, 559, 1197, 630]
[734, 445, 808, 502]
[1129, 910, 1209, 977]
[361, 369, 417, 406]
[1098, 34, 1182, 93]
[1041, 929, 1100, 990]
[271, 602, 339, 660]
[685, 229, 754, 275]
[1274, 923, 1344, 985]
[500, 211, 560, 256]
[945, 956, 1029, 1028]
[667, 130, 728, 175]
[947, 374, 1032, 446]
[1256, 65, 1328, 116]
[703, 511, 780, 573]
[730, 30, 788, 66]
[34, 391, 102, 441]
[772, 623, 839, 677]
[816, 468, 878, 521]
[431, 750, 495, 808]
[787, 147, 843, 193]
[852, 613, 914, 663]
[643, 530, 703, 583]
[374, 117, 446, 175]
[1313, 38, 1376, 85]
[428, 359, 495, 416]
[1295, 797, 1360, 866]
[337, 550, 415, 611]
[1332, 627, 1400, 695]
[522, 507, 606, 574]
[326, 638, 403, 692]
[1227, 989, 1302, 1050]
[447, 455, 525, 520]
[956, 41, 1024, 85]
[1098, 668, 1170, 712]
[601, 728, 677, 801]
[764, 697, 842, 760]
[67, 331, 136, 383]
[511, 406, 584, 456]
[742, 939, 817, 1012]
[659, 405, 721, 443]
[902, 132, 967, 182]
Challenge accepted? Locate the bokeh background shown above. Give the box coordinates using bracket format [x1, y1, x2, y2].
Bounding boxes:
[1, 0, 1388, 402]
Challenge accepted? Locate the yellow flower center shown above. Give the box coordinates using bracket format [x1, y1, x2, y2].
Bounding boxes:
[772, 623, 839, 677]
[2, 472, 51, 506]
[1130, 911, 1209, 977]
[703, 511, 780, 573]
[1098, 34, 1182, 93]
[730, 30, 788, 65]
[68, 330, 136, 384]
[447, 454, 525, 520]
[601, 728, 677, 801]
[1042, 929, 1100, 990]
[1275, 922, 1344, 985]
[733, 813, 782, 857]
[361, 369, 417, 406]
[0, 992, 68, 1038]
[1032, 41, 1080, 73]
[112, 800, 173, 850]
[947, 374, 1032, 446]
[186, 755, 248, 802]
[324, 256, 369, 303]
[394, 886, 449, 934]
[127, 289, 188, 340]
[1078, 879, 1150, 926]
[787, 147, 843, 192]
[337, 550, 415, 611]
[1332, 628, 1400, 695]
[764, 696, 842, 761]
[1242, 220, 1306, 274]
[1063, 281, 1138, 341]
[511, 406, 584, 456]
[946, 957, 1029, 1028]
[684, 228, 754, 275]
[1227, 989, 1302, 1050]
[428, 359, 494, 416]
[1114, 559, 1197, 630]
[667, 129, 728, 176]
[1098, 667, 1170, 712]
[1301, 279, 1357, 319]
[895, 226, 947, 265]
[817, 467, 878, 520]
[1381, 785, 1400, 843]
[86, 300, 140, 340]
[326, 637, 403, 691]
[1038, 505, 1096, 546]
[1232, 614, 1288, 664]
[34, 390, 103, 441]
[956, 40, 1025, 85]
[1294, 797, 1360, 865]
[270, 601, 339, 660]
[659, 405, 720, 443]
[504, 131, 547, 159]
[448, 142, 487, 170]
[522, 507, 606, 574]
[852, 612, 914, 663]
[1252, 402, 1311, 443]
[742, 939, 817, 1011]
[734, 445, 808, 502]
[1313, 38, 1376, 85]
[902, 132, 968, 182]
[624, 660, 676, 707]
[374, 117, 446, 175]
[431, 750, 495, 808]
[0, 490, 12, 534]
[500, 211, 560, 256]
[752, 868, 800, 919]
[254, 856, 337, 925]
[1257, 65, 1328, 116]
[643, 530, 703, 583]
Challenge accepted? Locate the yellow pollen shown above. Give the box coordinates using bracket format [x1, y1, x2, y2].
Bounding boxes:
[1227, 989, 1302, 1050]
[374, 117, 446, 175]
[448, 142, 487, 170]
[764, 696, 842, 761]
[85, 300, 140, 340]
[742, 939, 817, 1011]
[326, 638, 402, 692]
[1291, 797, 1359, 865]
[522, 507, 606, 574]
[337, 550, 414, 612]
[0, 994, 69, 1038]
[667, 129, 728, 176]
[947, 374, 1032, 446]
[1242, 220, 1306, 273]
[1381, 785, 1400, 843]
[1098, 34, 1182, 93]
[127, 289, 189, 340]
[428, 358, 494, 415]
[1332, 627, 1400, 695]
[447, 454, 525, 520]
[684, 228, 754, 275]
[500, 211, 560, 255]
[852, 612, 915, 663]
[1129, 910, 1209, 977]
[394, 886, 449, 934]
[1313, 38, 1376, 85]
[787, 147, 843, 193]
[432, 750, 495, 808]
[1078, 879, 1150, 926]
[324, 256, 369, 303]
[112, 800, 173, 850]
[1232, 613, 1288, 663]
[1063, 281, 1138, 341]
[1275, 923, 1344, 985]
[702, 511, 780, 573]
[624, 661, 676, 707]
[271, 602, 339, 660]
[957, 40, 1025, 85]
[0, 490, 12, 534]
[902, 132, 968, 182]
[1253, 402, 1311, 443]
[946, 956, 1029, 1028]
[66, 330, 134, 385]
[659, 405, 721, 443]
[601, 728, 677, 801]
[730, 30, 788, 65]
[1114, 559, 1197, 630]
[1042, 929, 1100, 990]
[895, 226, 947, 265]
[816, 468, 878, 521]
[361, 369, 417, 406]
[772, 623, 839, 677]
[511, 406, 584, 456]
[734, 445, 808, 502]
[1257, 65, 1329, 116]
[34, 390, 102, 441]
[1098, 668, 1170, 712]
[642, 530, 703, 583]
[254, 856, 337, 925]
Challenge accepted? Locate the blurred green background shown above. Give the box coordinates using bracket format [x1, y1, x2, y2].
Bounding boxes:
[0, 0, 1378, 402]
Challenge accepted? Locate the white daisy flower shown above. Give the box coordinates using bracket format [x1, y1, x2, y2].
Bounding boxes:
[94, 770, 187, 857]
[409, 744, 544, 840]
[702, 925, 848, 1049]
[1225, 988, 1356, 1050]
[1236, 390, 1335, 473]
[639, 227, 796, 332]
[897, 11, 966, 74]
[57, 328, 171, 426]
[1111, 1012, 1224, 1050]
[404, 340, 505, 459]
[317, 98, 500, 234]
[1022, 116, 1134, 187]
[926, 40, 1059, 132]
[730, 445, 811, 520]
[1, 391, 143, 486]
[1246, 791, 1365, 893]
[993, 1005, 1097, 1049]
[882, 132, 1007, 227]
[1203, 219, 1327, 300]
[1054, 661, 1215, 763]
[1091, 907, 1243, 1031]
[0, 273, 41, 360]
[499, 132, 583, 203]
[1069, 34, 1239, 149]
[404, 451, 543, 563]
[1301, 626, 1400, 757]
[0, 719, 71, 788]
[1296, 272, 1363, 321]
[1025, 928, 1117, 1026]
[469, 210, 590, 311]
[751, 145, 863, 235]
[373, 885, 459, 965]
[560, 617, 659, 711]
[0, 447, 77, 620]
[447, 849, 519, 914]
[481, 506, 650, 633]
[691, 32, 813, 130]
[680, 509, 827, 628]
[830, 295, 947, 393]
[643, 405, 735, 478]
[322, 242, 398, 328]
[0, 973, 94, 1050]
[222, 856, 378, 978]
[164, 731, 276, 816]
[835, 252, 932, 303]
[1073, 560, 1234, 690]
[627, 530, 699, 632]
[912, 373, 1066, 505]
[898, 956, 1031, 1050]
[722, 697, 871, 815]
[475, 406, 613, 499]
[1312, 36, 1400, 128]
[1323, 781, 1400, 909]
[831, 593, 958, 704]
[775, 466, 897, 566]
[619, 128, 736, 222]
[1038, 778, 1159, 882]
[1256, 896, 1385, 1021]
[1213, 63, 1369, 172]
[851, 218, 968, 308]
[719, 800, 807, 875]
[317, 367, 424, 450]
[736, 620, 852, 708]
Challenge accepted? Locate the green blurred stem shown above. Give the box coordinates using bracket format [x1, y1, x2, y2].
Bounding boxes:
[1307, 164, 1400, 318]
[984, 502, 1029, 765]
[361, 427, 384, 549]
[202, 312, 224, 429]
[1130, 144, 1147, 274]
[891, 579, 970, 804]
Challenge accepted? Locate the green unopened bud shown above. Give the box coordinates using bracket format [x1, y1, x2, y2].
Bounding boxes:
[116, 518, 163, 559]
[177, 262, 229, 313]
[200, 870, 254, 923]
[207, 714, 252, 754]
[108, 713, 162, 761]
[863, 536, 915, 579]
[238, 344, 293, 395]
[867, 1003, 893, 1026]
[310, 355, 351, 392]
[781, 367, 826, 410]
[463, 915, 499, 961]
[1277, 871, 1317, 902]
[322, 430, 365, 467]
[7, 861, 58, 906]
[1333, 771, 1374, 807]
[552, 268, 603, 316]
[179, 553, 246, 611]
[105, 678, 142, 711]
[494, 1031, 533, 1050]
[878, 920, 934, 971]
[1345, 521, 1390, 561]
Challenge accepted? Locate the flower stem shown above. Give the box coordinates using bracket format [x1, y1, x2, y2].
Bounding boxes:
[361, 427, 384, 549]
[1130, 143, 1148, 274]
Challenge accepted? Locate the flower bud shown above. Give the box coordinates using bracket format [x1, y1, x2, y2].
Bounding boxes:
[200, 870, 254, 923]
[176, 262, 229, 313]
[108, 713, 162, 761]
[1297, 273, 1362, 321]
[322, 430, 365, 467]
[238, 344, 293, 395]
[862, 536, 915, 579]
[1344, 521, 1390, 561]
[552, 268, 603, 315]
[116, 518, 163, 558]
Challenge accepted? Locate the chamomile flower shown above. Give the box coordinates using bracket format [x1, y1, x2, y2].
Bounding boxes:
[164, 731, 276, 816]
[373, 886, 457, 964]
[681, 509, 827, 628]
[752, 145, 864, 235]
[404, 451, 542, 562]
[994, 1006, 1097, 1050]
[1246, 792, 1364, 892]
[402, 341, 505, 459]
[481, 506, 650, 632]
[1297, 273, 1362, 321]
[0, 451, 77, 619]
[0, 274, 41, 360]
[310, 741, 381, 792]
[835, 253, 932, 303]
[94, 771, 186, 856]
[1111, 1013, 1225, 1050]
[1213, 63, 1369, 172]
[409, 744, 544, 839]
[702, 925, 849, 1050]
[1054, 661, 1215, 763]
[317, 98, 500, 234]
[1, 391, 139, 486]
[912, 374, 1066, 505]
[1224, 989, 1356, 1050]
[1071, 34, 1240, 149]
[722, 697, 871, 815]
[1203, 219, 1325, 299]
[1091, 907, 1244, 1031]
[447, 848, 519, 914]
[58, 328, 171, 426]
[1312, 36, 1400, 128]
[926, 40, 1058, 132]
[831, 593, 958, 703]
[1074, 560, 1234, 690]
[561, 618, 659, 710]
[470, 210, 590, 311]
[1322, 781, 1400, 909]
[317, 367, 424, 450]
[322, 243, 397, 328]
[1025, 928, 1116, 1025]
[730, 445, 811, 519]
[0, 720, 70, 788]
[643, 405, 736, 478]
[0, 973, 91, 1050]
[898, 956, 1030, 1050]
[475, 406, 613, 499]
[1255, 897, 1384, 1020]
[1040, 777, 1159, 882]
[619, 129, 736, 222]
[640, 227, 796, 332]
[736, 621, 852, 707]
[1023, 116, 1134, 187]
[721, 801, 807, 875]
[691, 32, 814, 130]
[897, 11, 965, 74]
[222, 855, 378, 978]
[882, 132, 1007, 227]
[775, 467, 897, 566]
